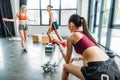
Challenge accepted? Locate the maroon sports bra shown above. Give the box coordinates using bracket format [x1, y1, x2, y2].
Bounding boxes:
[73, 31, 96, 55]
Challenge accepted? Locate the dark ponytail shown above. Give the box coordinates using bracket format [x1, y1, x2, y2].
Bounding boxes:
[69, 14, 99, 47]
[80, 17, 99, 47]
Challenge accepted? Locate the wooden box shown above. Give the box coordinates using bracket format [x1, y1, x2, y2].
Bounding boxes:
[42, 35, 50, 44]
[32, 34, 42, 43]
[42, 35, 58, 44]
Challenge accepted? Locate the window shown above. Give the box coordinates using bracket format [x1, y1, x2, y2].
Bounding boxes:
[110, 29, 120, 54]
[94, 0, 101, 38]
[110, 0, 120, 54]
[61, 0, 77, 9]
[61, 10, 76, 25]
[51, 0, 60, 9]
[113, 0, 120, 25]
[41, 11, 49, 25]
[41, 0, 49, 9]
[27, 0, 40, 25]
[27, 0, 78, 26]
[27, 10, 40, 25]
[96, 0, 101, 25]
[27, 0, 39, 9]
[41, 10, 59, 25]
[88, 0, 120, 55]
[100, 0, 111, 46]
[89, 0, 96, 32]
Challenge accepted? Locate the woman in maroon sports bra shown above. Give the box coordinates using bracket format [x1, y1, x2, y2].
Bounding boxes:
[59, 14, 120, 80]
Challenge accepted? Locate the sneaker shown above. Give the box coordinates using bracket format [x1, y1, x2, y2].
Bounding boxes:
[23, 49, 27, 53]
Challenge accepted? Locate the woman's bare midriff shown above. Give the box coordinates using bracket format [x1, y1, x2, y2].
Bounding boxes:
[82, 46, 109, 63]
[19, 20, 26, 25]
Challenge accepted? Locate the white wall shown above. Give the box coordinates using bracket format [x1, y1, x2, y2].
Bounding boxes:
[10, 0, 89, 38]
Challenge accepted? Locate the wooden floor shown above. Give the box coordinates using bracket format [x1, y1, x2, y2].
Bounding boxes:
[0, 37, 119, 80]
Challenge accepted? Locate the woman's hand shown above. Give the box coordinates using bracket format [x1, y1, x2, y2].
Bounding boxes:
[2, 18, 7, 21]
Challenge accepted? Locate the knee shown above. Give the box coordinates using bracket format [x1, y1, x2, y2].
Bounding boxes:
[24, 35, 28, 39]
[47, 31, 50, 35]
[63, 64, 69, 72]
[21, 36, 25, 41]
[21, 36, 24, 40]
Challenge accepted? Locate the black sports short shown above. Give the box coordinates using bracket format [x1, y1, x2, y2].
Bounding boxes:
[52, 21, 59, 30]
[19, 24, 28, 31]
[81, 58, 120, 80]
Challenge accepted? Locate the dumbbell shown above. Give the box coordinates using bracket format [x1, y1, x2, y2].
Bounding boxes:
[52, 39, 66, 47]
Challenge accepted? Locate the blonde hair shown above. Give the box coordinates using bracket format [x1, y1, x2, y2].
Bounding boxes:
[20, 5, 27, 12]
[21, 5, 26, 9]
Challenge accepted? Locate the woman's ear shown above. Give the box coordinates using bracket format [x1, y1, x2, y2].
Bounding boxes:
[70, 22, 74, 28]
[69, 22, 74, 32]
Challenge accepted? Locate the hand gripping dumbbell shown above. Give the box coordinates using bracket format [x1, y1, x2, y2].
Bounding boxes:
[52, 39, 66, 48]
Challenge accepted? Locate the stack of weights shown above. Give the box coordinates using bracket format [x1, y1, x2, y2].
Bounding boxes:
[45, 43, 55, 53]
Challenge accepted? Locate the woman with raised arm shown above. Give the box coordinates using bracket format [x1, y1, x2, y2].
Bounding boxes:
[58, 14, 120, 80]
[3, 5, 35, 52]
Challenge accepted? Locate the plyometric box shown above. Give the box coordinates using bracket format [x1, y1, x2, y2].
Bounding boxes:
[32, 34, 42, 43]
[42, 35, 58, 44]
[32, 34, 58, 44]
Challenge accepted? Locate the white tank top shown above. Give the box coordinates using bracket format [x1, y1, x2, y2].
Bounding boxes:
[52, 12, 57, 22]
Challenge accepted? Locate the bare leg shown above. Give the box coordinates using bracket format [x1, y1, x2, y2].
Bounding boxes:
[54, 29, 63, 41]
[47, 27, 53, 42]
[24, 30, 28, 44]
[23, 30, 28, 49]
[62, 63, 85, 80]
[19, 30, 25, 48]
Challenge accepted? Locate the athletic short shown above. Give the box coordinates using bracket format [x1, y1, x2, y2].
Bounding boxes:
[81, 58, 120, 80]
[52, 21, 59, 30]
[19, 24, 28, 31]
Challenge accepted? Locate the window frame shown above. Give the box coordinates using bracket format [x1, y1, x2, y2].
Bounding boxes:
[27, 0, 78, 26]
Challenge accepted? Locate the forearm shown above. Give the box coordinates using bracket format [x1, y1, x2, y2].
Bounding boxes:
[6, 19, 15, 22]
[28, 19, 35, 21]
[59, 49, 71, 64]
[60, 50, 68, 63]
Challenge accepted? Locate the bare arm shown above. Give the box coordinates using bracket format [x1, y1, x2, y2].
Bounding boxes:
[5, 13, 18, 22]
[60, 37, 73, 64]
[26, 16, 36, 21]
[69, 56, 84, 63]
[49, 11, 53, 27]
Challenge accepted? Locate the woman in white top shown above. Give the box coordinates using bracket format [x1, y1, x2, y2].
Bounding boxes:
[47, 5, 63, 42]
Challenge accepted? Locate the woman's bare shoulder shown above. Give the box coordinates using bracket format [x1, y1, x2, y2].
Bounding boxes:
[72, 32, 83, 39]
[68, 32, 83, 44]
